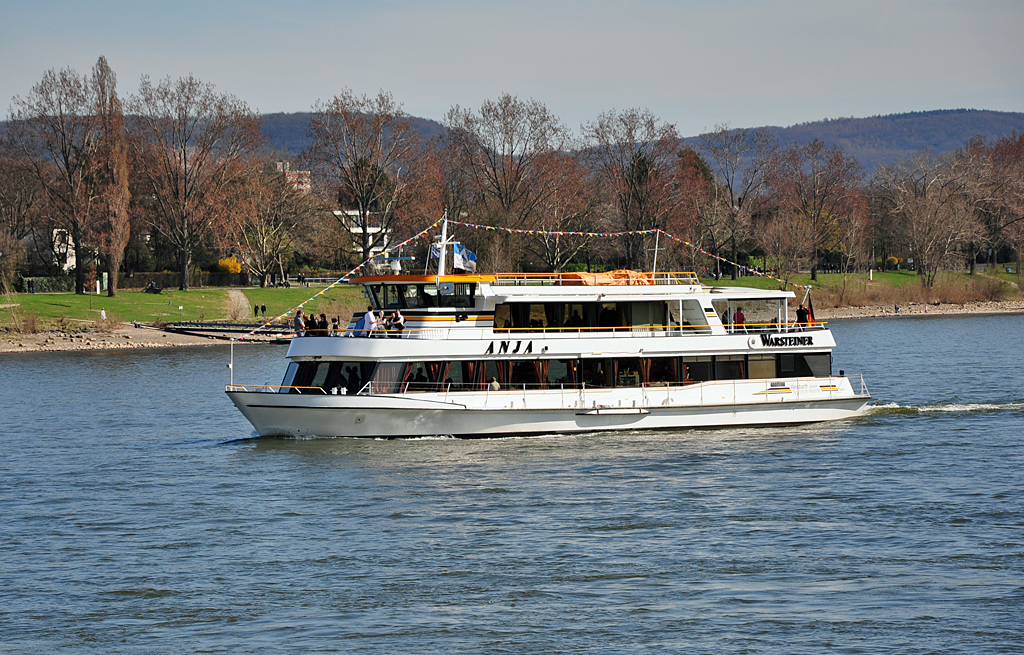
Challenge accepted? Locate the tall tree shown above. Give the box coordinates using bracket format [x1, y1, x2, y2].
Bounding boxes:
[529, 152, 601, 272]
[0, 142, 43, 291]
[304, 90, 419, 268]
[227, 162, 314, 287]
[127, 74, 263, 290]
[87, 56, 131, 297]
[697, 124, 776, 279]
[8, 66, 103, 293]
[873, 151, 981, 287]
[766, 139, 865, 281]
[445, 94, 566, 270]
[581, 108, 681, 269]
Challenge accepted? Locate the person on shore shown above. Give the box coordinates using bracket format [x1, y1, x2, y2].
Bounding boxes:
[293, 310, 306, 336]
[260, 304, 266, 319]
[362, 306, 375, 337]
[254, 304, 259, 318]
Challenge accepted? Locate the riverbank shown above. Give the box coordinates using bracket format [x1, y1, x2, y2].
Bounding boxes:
[815, 299, 1024, 320]
[4, 298, 1024, 354]
[0, 324, 279, 354]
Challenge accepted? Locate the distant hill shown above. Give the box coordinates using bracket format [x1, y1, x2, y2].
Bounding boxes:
[261, 112, 446, 155]
[684, 109, 1024, 172]
[3, 108, 1018, 173]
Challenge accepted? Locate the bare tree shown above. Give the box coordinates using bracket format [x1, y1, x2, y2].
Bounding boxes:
[581, 108, 681, 269]
[304, 90, 419, 267]
[445, 94, 567, 270]
[755, 210, 814, 289]
[978, 133, 1024, 275]
[874, 151, 982, 287]
[529, 152, 600, 272]
[227, 163, 314, 287]
[697, 124, 776, 278]
[766, 139, 865, 281]
[8, 66, 104, 293]
[0, 142, 44, 291]
[127, 74, 263, 290]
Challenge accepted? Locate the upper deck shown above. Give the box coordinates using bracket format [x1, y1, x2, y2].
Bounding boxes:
[350, 270, 701, 287]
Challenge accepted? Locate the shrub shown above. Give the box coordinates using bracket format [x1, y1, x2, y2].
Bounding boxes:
[218, 256, 243, 274]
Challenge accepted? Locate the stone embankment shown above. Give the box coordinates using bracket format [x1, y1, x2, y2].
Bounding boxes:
[815, 299, 1024, 320]
[0, 324, 275, 353]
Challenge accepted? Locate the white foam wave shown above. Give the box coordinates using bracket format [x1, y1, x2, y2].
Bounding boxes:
[916, 402, 1024, 413]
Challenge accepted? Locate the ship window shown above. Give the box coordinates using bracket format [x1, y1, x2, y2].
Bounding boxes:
[673, 300, 711, 334]
[648, 358, 678, 385]
[547, 359, 578, 387]
[494, 304, 512, 332]
[581, 358, 614, 387]
[683, 356, 713, 382]
[363, 284, 381, 308]
[279, 362, 299, 391]
[562, 304, 588, 331]
[597, 303, 628, 329]
[748, 354, 776, 379]
[804, 353, 831, 377]
[779, 353, 831, 378]
[438, 283, 476, 308]
[613, 358, 643, 387]
[715, 355, 745, 380]
[369, 362, 408, 394]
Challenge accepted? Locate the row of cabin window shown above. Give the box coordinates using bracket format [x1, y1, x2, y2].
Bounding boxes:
[493, 300, 711, 332]
[366, 283, 477, 310]
[281, 353, 832, 394]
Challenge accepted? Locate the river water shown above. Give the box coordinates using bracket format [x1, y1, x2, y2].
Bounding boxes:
[2, 314, 1022, 653]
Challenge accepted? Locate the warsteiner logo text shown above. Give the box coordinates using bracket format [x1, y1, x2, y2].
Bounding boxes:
[760, 334, 814, 347]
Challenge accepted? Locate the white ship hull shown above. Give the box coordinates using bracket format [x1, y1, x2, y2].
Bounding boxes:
[227, 377, 870, 439]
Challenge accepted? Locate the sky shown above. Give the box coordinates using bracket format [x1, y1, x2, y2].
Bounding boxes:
[3, 0, 1022, 136]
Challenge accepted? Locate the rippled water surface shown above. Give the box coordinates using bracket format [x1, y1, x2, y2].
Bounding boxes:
[2, 314, 1023, 653]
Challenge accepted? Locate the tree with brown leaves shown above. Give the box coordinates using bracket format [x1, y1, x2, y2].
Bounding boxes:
[127, 74, 264, 290]
[766, 139, 865, 281]
[8, 65, 104, 293]
[304, 90, 419, 268]
[582, 108, 681, 270]
[697, 124, 776, 279]
[445, 94, 567, 270]
[873, 151, 981, 287]
[87, 56, 131, 297]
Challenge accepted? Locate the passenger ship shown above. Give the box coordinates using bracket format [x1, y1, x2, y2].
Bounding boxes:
[226, 267, 871, 438]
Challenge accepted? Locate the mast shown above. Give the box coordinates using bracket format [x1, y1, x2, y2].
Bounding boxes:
[437, 209, 449, 276]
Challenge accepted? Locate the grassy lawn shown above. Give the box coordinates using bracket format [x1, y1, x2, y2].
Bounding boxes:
[240, 284, 366, 322]
[2, 288, 233, 329]
[1, 282, 370, 330]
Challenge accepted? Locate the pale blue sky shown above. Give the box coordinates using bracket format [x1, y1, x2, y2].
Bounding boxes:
[3, 0, 1022, 135]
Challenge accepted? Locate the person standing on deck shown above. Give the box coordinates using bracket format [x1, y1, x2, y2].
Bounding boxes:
[293, 310, 306, 336]
[362, 306, 376, 337]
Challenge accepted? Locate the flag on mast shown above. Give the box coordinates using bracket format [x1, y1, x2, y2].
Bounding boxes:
[453, 243, 477, 273]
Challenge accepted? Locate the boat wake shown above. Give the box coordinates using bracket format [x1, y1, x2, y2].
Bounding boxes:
[868, 401, 1024, 416]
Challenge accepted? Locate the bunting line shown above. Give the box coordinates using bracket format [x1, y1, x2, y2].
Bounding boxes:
[242, 215, 808, 341]
[448, 220, 809, 290]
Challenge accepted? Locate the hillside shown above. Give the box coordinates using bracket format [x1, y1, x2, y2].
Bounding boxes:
[260, 112, 445, 155]
[753, 109, 1024, 171]
[260, 108, 1023, 171]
